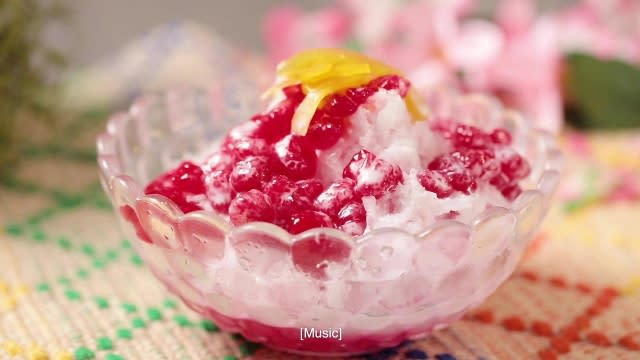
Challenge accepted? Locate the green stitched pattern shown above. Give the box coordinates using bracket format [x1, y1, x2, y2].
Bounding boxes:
[92, 258, 105, 269]
[130, 254, 143, 267]
[105, 249, 119, 260]
[116, 328, 132, 340]
[65, 289, 82, 301]
[163, 299, 177, 309]
[81, 244, 96, 256]
[173, 315, 193, 327]
[239, 342, 260, 356]
[200, 319, 218, 332]
[5, 223, 24, 236]
[131, 318, 146, 329]
[74, 347, 95, 360]
[96, 337, 113, 350]
[31, 229, 46, 242]
[77, 268, 90, 279]
[58, 236, 72, 250]
[122, 303, 137, 313]
[147, 307, 162, 321]
[94, 297, 109, 309]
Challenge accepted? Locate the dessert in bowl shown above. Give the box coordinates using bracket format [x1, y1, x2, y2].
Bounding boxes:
[97, 49, 562, 356]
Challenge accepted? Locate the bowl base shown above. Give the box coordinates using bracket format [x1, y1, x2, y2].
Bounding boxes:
[192, 303, 440, 357]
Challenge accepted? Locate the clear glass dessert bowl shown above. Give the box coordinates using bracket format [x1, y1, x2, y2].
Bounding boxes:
[97, 86, 562, 357]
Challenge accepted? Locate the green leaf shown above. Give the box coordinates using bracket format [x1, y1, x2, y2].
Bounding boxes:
[44, 48, 68, 67]
[565, 52, 640, 129]
[0, 0, 68, 175]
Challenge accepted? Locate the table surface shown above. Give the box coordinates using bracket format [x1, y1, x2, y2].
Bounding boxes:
[1, 127, 639, 360]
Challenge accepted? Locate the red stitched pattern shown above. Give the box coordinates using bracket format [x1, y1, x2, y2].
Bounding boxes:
[532, 321, 554, 337]
[467, 272, 638, 359]
[536, 286, 621, 358]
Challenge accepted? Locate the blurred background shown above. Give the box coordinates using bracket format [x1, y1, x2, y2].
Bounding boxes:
[2, 0, 638, 191]
[58, 0, 573, 65]
[1, 0, 638, 180]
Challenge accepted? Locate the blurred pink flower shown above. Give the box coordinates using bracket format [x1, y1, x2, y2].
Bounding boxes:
[496, 0, 536, 37]
[411, 0, 564, 133]
[341, 0, 478, 72]
[263, 6, 349, 64]
[554, 0, 640, 63]
[607, 171, 640, 203]
[481, 1, 564, 133]
[566, 132, 593, 157]
[262, 0, 564, 133]
[408, 18, 505, 92]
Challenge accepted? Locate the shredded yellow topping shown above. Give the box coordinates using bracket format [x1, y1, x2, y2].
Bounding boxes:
[263, 48, 428, 135]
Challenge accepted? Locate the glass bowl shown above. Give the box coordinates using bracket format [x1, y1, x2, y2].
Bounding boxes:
[97, 86, 562, 357]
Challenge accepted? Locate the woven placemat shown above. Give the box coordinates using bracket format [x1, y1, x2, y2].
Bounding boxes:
[1, 126, 640, 360]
